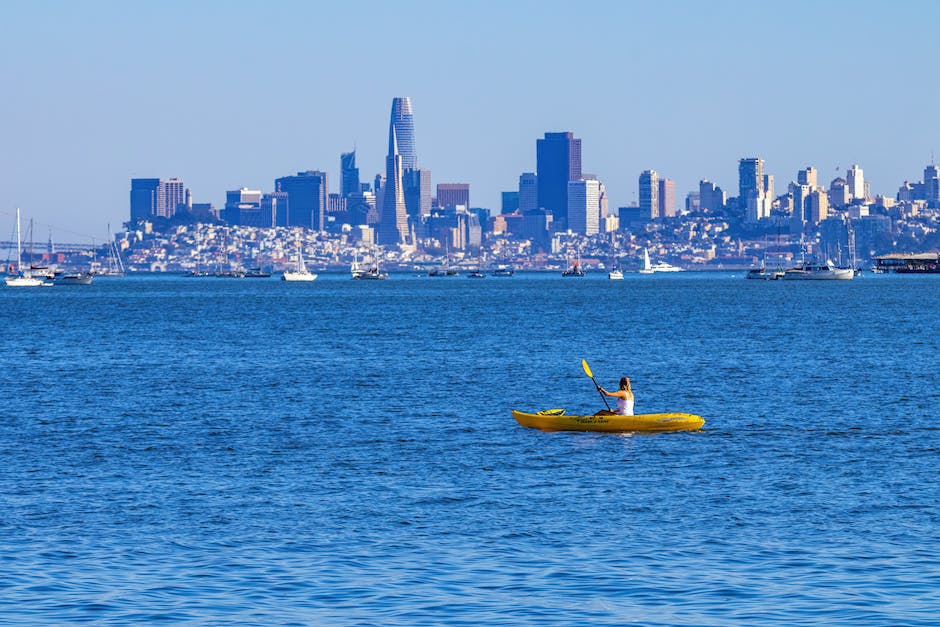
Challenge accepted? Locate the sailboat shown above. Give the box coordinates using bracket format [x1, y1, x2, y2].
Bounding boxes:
[5, 209, 45, 287]
[561, 251, 585, 276]
[282, 249, 318, 282]
[638, 248, 653, 274]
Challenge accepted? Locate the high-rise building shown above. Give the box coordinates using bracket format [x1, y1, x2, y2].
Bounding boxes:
[739, 158, 764, 204]
[129, 178, 187, 222]
[809, 189, 829, 224]
[846, 164, 864, 201]
[341, 150, 360, 198]
[519, 173, 538, 213]
[222, 188, 263, 226]
[436, 183, 470, 209]
[275, 171, 329, 230]
[763, 174, 775, 201]
[567, 178, 601, 235]
[130, 178, 160, 222]
[403, 168, 432, 218]
[536, 132, 582, 229]
[789, 182, 812, 233]
[797, 166, 818, 188]
[658, 178, 676, 218]
[390, 97, 417, 170]
[501, 192, 519, 214]
[378, 128, 408, 245]
[639, 170, 659, 220]
[699, 180, 725, 212]
[924, 164, 940, 204]
[830, 178, 850, 207]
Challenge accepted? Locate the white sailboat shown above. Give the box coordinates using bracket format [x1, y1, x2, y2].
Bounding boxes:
[638, 248, 653, 274]
[282, 249, 318, 282]
[5, 209, 45, 287]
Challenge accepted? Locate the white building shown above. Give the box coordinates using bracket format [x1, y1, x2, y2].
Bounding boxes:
[567, 178, 601, 235]
[847, 164, 865, 201]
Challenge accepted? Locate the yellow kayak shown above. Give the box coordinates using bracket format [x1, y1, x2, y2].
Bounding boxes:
[512, 409, 705, 433]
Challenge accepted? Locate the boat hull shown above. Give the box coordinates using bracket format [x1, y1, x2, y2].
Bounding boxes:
[783, 269, 853, 280]
[512, 410, 704, 433]
[282, 272, 318, 282]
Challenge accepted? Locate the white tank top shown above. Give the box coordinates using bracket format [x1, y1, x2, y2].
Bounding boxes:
[617, 395, 634, 416]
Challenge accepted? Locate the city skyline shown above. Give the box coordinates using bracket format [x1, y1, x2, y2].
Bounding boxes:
[2, 1, 940, 238]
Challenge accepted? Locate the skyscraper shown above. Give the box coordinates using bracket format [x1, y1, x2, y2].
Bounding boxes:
[536, 132, 581, 229]
[699, 180, 725, 212]
[378, 122, 408, 245]
[275, 171, 329, 230]
[436, 183, 470, 208]
[567, 178, 601, 235]
[341, 150, 360, 198]
[923, 163, 940, 204]
[739, 158, 764, 203]
[390, 97, 417, 170]
[658, 178, 676, 218]
[797, 166, 818, 189]
[846, 164, 864, 201]
[403, 168, 432, 218]
[129, 178, 186, 222]
[519, 173, 538, 213]
[639, 170, 659, 220]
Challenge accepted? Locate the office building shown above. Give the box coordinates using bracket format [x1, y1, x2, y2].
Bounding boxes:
[341, 150, 360, 198]
[390, 97, 417, 170]
[436, 183, 470, 209]
[501, 191, 519, 214]
[809, 189, 829, 224]
[222, 188, 263, 226]
[378, 111, 408, 245]
[567, 178, 601, 235]
[639, 170, 659, 220]
[699, 180, 725, 212]
[519, 172, 538, 213]
[403, 168, 432, 218]
[536, 132, 581, 229]
[925, 164, 940, 204]
[846, 164, 864, 201]
[738, 158, 764, 204]
[275, 171, 329, 230]
[129, 178, 187, 222]
[658, 178, 676, 218]
[797, 166, 818, 188]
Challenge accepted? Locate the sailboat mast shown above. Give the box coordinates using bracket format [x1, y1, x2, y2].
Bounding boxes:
[15, 208, 21, 273]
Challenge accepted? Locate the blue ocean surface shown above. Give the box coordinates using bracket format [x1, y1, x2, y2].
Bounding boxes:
[1, 272, 939, 625]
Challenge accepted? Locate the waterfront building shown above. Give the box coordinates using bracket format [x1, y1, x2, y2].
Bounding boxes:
[847, 164, 864, 201]
[519, 172, 538, 213]
[341, 150, 360, 198]
[738, 158, 764, 205]
[639, 170, 659, 221]
[658, 178, 676, 218]
[403, 168, 432, 218]
[536, 132, 581, 230]
[436, 183, 470, 209]
[390, 97, 417, 171]
[567, 178, 601, 235]
[275, 171, 329, 230]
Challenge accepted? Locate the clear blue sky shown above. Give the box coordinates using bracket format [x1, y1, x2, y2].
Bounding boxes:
[1, 0, 938, 240]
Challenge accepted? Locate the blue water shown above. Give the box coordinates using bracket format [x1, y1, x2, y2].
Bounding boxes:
[2, 273, 939, 625]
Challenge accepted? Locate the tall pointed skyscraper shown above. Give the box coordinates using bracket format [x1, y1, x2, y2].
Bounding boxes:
[378, 118, 408, 245]
[390, 97, 417, 170]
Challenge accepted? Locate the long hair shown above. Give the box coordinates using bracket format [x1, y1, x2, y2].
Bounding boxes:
[619, 377, 631, 393]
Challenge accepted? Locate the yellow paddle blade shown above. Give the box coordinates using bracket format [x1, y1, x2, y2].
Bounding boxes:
[581, 359, 593, 378]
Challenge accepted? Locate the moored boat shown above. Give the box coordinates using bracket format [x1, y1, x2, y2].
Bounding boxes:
[607, 269, 624, 280]
[783, 259, 853, 280]
[512, 409, 704, 433]
[55, 272, 94, 285]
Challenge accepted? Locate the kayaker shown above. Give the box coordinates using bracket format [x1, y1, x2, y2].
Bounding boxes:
[596, 377, 634, 416]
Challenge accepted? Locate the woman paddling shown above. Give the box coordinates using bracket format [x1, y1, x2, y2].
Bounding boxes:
[595, 377, 634, 416]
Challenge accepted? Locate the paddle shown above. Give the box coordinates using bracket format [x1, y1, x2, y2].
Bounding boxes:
[581, 359, 611, 411]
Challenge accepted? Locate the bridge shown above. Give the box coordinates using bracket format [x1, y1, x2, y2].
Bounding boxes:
[0, 241, 99, 253]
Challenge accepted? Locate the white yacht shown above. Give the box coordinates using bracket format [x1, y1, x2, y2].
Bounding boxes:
[282, 251, 318, 282]
[607, 269, 624, 280]
[783, 259, 854, 281]
[650, 260, 683, 272]
[5, 209, 45, 287]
